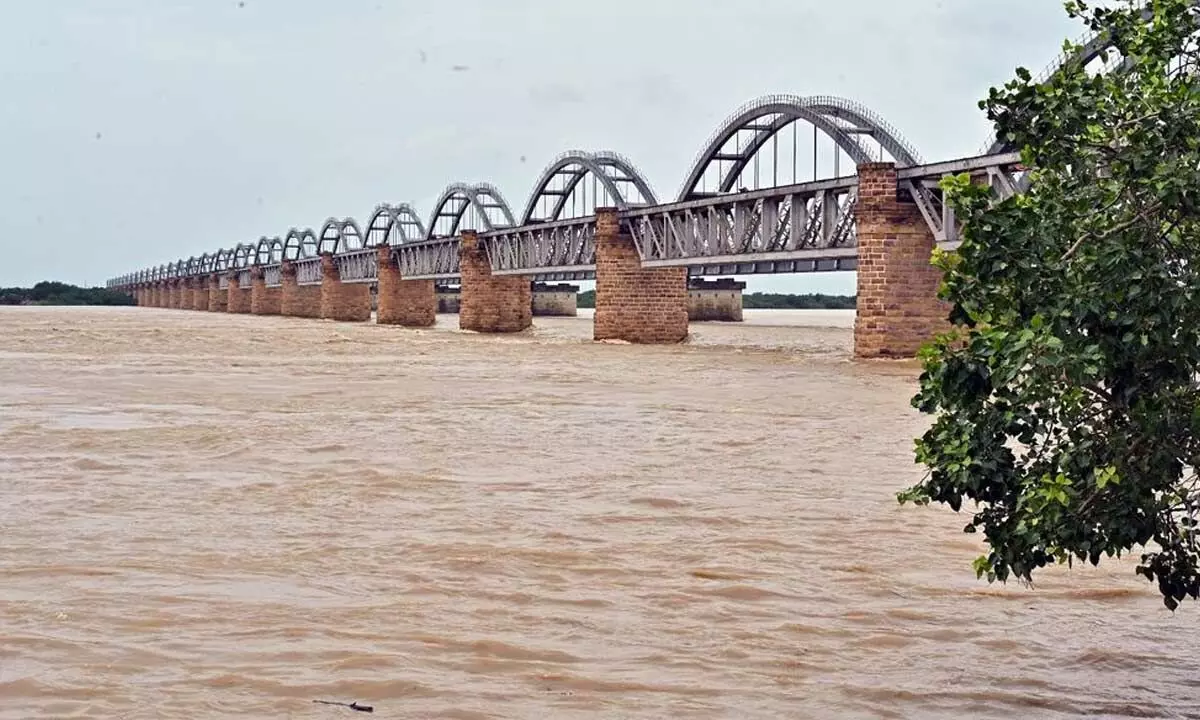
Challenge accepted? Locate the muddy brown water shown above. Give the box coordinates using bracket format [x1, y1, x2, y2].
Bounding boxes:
[0, 307, 1196, 719]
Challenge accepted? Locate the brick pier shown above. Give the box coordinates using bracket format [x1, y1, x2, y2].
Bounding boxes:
[208, 275, 228, 312]
[319, 254, 371, 322]
[853, 162, 950, 358]
[227, 273, 251, 314]
[280, 261, 321, 318]
[250, 268, 281, 315]
[376, 245, 436, 326]
[459, 230, 532, 333]
[593, 207, 688, 343]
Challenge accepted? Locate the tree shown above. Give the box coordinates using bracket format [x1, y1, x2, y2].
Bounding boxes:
[902, 0, 1200, 609]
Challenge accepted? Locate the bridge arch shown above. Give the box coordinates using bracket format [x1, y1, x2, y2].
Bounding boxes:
[318, 218, 365, 254]
[199, 253, 215, 274]
[256, 237, 284, 265]
[425, 183, 516, 240]
[213, 248, 234, 272]
[676, 94, 922, 201]
[520, 150, 658, 224]
[365, 203, 427, 246]
[232, 244, 256, 269]
[283, 228, 319, 261]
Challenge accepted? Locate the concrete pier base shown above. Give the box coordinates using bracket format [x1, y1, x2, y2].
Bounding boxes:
[687, 278, 745, 322]
[531, 283, 579, 317]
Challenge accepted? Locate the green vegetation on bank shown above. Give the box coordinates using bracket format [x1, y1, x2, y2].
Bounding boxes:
[576, 289, 854, 309]
[904, 0, 1200, 608]
[0, 282, 136, 306]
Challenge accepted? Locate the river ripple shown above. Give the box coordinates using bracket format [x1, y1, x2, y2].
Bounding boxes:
[0, 307, 1196, 719]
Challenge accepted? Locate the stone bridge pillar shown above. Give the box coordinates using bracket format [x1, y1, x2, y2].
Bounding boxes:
[319, 253, 370, 321]
[227, 272, 251, 313]
[208, 274, 228, 312]
[376, 245, 436, 326]
[280, 261, 321, 318]
[593, 207, 688, 343]
[191, 278, 209, 311]
[250, 267, 281, 315]
[153, 282, 165, 307]
[853, 162, 950, 358]
[165, 280, 178, 309]
[459, 230, 532, 333]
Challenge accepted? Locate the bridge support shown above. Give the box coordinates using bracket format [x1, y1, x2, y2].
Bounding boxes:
[280, 261, 321, 318]
[155, 282, 166, 308]
[250, 268, 281, 315]
[227, 273, 251, 314]
[376, 245, 435, 326]
[191, 278, 209, 311]
[459, 230, 532, 333]
[687, 278, 745, 322]
[208, 274, 228, 312]
[594, 207, 688, 343]
[436, 285, 461, 313]
[531, 283, 578, 317]
[166, 280, 179, 309]
[319, 254, 371, 322]
[854, 162, 950, 358]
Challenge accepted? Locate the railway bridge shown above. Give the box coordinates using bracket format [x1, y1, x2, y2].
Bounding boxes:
[109, 26, 1126, 357]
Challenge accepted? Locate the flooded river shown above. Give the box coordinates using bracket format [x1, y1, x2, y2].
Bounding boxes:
[0, 307, 1196, 719]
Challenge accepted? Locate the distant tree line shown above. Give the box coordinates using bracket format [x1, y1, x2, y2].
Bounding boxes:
[576, 289, 854, 310]
[0, 282, 136, 306]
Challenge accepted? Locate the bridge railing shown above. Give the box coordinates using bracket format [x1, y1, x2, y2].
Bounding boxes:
[263, 264, 282, 288]
[218, 275, 229, 290]
[237, 269, 251, 288]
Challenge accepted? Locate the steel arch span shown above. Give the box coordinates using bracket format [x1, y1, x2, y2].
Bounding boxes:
[318, 218, 365, 254]
[520, 150, 658, 224]
[425, 183, 517, 240]
[256, 237, 284, 265]
[676, 94, 923, 201]
[283, 228, 319, 260]
[365, 203, 427, 246]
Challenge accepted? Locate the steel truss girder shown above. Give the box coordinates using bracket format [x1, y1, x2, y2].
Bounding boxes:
[335, 248, 378, 283]
[395, 238, 461, 280]
[263, 264, 282, 288]
[482, 217, 596, 277]
[624, 176, 858, 268]
[899, 151, 1025, 247]
[295, 257, 323, 286]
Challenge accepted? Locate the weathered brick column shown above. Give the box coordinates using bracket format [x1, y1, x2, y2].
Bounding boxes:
[250, 268, 282, 315]
[853, 163, 951, 358]
[164, 280, 177, 309]
[208, 274, 228, 312]
[226, 273, 251, 313]
[280, 261, 321, 318]
[593, 207, 688, 343]
[192, 278, 209, 311]
[458, 230, 532, 332]
[153, 282, 164, 307]
[318, 254, 371, 321]
[376, 245, 436, 326]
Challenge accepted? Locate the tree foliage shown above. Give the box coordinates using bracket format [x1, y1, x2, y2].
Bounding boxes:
[0, 282, 136, 306]
[903, 0, 1200, 609]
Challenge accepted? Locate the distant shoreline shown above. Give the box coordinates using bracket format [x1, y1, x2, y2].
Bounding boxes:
[576, 289, 854, 310]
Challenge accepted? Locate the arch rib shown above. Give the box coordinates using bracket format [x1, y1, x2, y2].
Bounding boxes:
[520, 150, 659, 224]
[676, 94, 923, 201]
[424, 183, 516, 240]
[365, 203, 427, 246]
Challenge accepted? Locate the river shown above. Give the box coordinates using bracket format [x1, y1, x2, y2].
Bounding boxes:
[0, 307, 1195, 719]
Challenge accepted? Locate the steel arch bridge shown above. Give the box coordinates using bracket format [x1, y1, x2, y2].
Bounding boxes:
[126, 2, 1189, 298]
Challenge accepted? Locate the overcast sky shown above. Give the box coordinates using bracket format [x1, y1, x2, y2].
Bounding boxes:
[0, 1, 1081, 293]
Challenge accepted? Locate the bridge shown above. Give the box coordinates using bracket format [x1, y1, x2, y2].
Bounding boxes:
[107, 29, 1124, 357]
